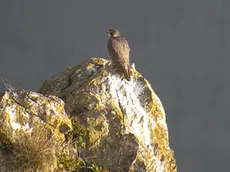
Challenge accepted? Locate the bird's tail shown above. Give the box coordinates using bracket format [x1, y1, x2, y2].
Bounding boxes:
[121, 63, 131, 81]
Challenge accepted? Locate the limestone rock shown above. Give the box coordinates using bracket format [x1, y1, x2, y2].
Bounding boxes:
[0, 89, 72, 172]
[39, 58, 177, 172]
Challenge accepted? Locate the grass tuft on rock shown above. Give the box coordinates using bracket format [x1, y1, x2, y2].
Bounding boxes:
[6, 125, 59, 172]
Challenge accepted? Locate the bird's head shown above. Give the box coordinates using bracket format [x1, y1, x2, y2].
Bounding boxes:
[107, 29, 121, 38]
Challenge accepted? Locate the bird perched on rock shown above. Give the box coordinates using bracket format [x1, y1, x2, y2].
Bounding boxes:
[107, 29, 131, 81]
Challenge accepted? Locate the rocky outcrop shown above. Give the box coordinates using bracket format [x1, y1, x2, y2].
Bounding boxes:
[0, 57, 177, 172]
[0, 89, 72, 172]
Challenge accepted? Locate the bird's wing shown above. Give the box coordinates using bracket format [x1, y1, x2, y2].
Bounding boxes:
[109, 38, 130, 62]
[115, 38, 130, 55]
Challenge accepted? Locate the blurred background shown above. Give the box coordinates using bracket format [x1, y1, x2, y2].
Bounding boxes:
[0, 1, 229, 171]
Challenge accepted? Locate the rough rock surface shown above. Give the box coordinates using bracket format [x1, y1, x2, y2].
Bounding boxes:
[39, 57, 177, 172]
[0, 89, 72, 172]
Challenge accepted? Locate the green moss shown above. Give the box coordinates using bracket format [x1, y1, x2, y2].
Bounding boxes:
[60, 116, 109, 171]
[58, 154, 83, 171]
[65, 118, 88, 149]
[84, 164, 109, 172]
[58, 154, 109, 172]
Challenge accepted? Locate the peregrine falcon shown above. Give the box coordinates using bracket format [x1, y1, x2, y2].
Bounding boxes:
[107, 29, 131, 81]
